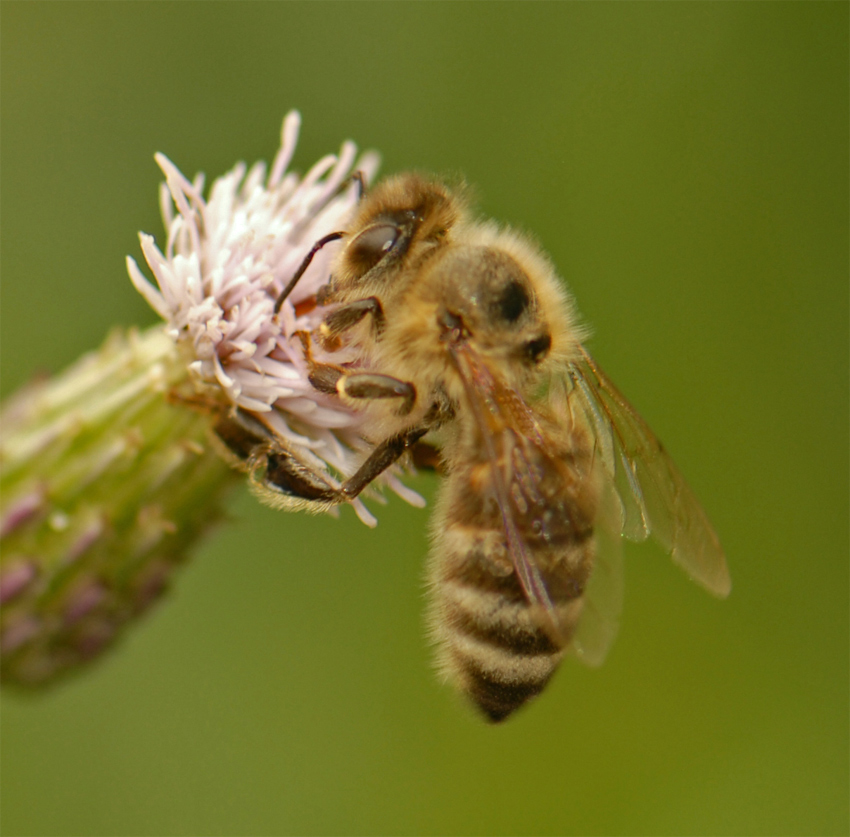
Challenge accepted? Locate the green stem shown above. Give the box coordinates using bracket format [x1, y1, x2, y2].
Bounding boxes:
[1, 326, 238, 687]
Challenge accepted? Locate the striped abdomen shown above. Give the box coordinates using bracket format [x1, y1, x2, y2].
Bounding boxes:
[427, 445, 597, 723]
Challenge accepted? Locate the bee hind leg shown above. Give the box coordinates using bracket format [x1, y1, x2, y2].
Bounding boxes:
[337, 426, 429, 500]
[212, 411, 269, 467]
[331, 397, 450, 499]
[260, 424, 429, 506]
[212, 405, 427, 510]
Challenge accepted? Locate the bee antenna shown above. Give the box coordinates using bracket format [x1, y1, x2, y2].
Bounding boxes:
[274, 231, 345, 313]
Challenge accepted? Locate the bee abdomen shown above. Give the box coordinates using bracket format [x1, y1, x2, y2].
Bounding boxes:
[432, 575, 583, 723]
[451, 631, 560, 723]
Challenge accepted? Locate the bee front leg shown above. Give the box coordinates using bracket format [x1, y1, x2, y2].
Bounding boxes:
[319, 297, 385, 345]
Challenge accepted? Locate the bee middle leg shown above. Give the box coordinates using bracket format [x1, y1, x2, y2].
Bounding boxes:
[296, 330, 415, 416]
[309, 365, 417, 418]
[338, 373, 416, 416]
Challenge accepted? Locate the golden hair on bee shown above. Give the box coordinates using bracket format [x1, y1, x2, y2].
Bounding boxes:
[239, 171, 730, 723]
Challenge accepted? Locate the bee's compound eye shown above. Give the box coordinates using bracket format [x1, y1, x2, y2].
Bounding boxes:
[349, 224, 401, 271]
[523, 333, 552, 364]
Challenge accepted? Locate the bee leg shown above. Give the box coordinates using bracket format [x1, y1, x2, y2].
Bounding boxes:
[261, 446, 341, 504]
[296, 330, 414, 415]
[212, 409, 343, 507]
[338, 372, 416, 416]
[261, 425, 428, 505]
[293, 330, 348, 395]
[340, 396, 450, 500]
[319, 296, 385, 344]
[212, 411, 269, 467]
[210, 405, 424, 509]
[257, 423, 428, 506]
[336, 426, 430, 500]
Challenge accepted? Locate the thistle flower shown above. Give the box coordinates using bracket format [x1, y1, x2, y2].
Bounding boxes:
[127, 111, 422, 524]
[1, 114, 421, 687]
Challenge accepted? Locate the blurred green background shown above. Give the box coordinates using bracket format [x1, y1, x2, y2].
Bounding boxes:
[1, 3, 847, 835]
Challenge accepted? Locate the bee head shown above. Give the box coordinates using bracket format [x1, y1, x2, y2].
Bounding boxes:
[330, 174, 464, 301]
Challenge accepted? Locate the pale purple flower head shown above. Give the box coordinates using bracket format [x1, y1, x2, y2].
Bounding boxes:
[127, 112, 423, 525]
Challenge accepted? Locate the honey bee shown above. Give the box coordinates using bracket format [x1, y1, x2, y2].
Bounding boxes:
[227, 172, 730, 722]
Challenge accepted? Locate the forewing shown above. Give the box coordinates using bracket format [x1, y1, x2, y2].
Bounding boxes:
[450, 344, 565, 642]
[565, 347, 730, 598]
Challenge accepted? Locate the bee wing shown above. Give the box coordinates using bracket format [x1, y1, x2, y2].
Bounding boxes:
[450, 342, 628, 649]
[563, 347, 731, 598]
[451, 344, 566, 640]
[567, 480, 625, 667]
[500, 423, 628, 664]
